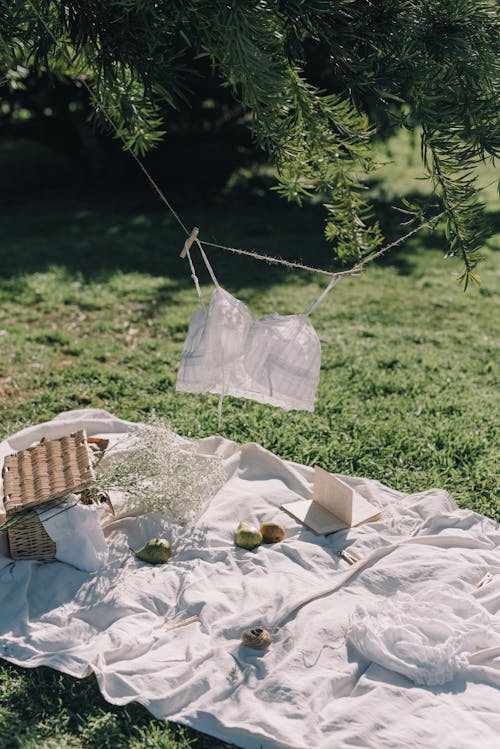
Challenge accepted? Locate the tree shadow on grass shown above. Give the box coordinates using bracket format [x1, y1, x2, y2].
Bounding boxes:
[0, 188, 464, 302]
[1, 132, 497, 297]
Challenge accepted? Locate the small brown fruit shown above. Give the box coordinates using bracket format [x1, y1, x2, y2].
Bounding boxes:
[259, 521, 285, 544]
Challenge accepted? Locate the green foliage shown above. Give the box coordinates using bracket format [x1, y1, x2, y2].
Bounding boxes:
[0, 1, 498, 279]
[0, 170, 498, 746]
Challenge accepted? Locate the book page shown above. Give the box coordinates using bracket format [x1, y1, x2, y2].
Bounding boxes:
[280, 499, 348, 535]
[350, 495, 381, 526]
[280, 468, 381, 535]
[312, 466, 353, 524]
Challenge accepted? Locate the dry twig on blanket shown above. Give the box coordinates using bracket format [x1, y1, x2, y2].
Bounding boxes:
[165, 615, 201, 632]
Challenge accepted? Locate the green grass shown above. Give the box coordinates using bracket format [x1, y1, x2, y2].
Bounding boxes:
[0, 135, 498, 748]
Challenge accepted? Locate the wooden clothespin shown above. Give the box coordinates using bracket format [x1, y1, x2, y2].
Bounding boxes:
[476, 572, 493, 589]
[337, 549, 359, 565]
[180, 227, 200, 258]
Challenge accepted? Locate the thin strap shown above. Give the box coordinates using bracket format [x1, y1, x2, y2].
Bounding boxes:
[306, 275, 341, 316]
[217, 392, 224, 429]
[186, 249, 205, 307]
[195, 239, 220, 288]
[217, 350, 227, 428]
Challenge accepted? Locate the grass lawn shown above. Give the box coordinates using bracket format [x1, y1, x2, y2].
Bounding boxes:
[0, 135, 498, 748]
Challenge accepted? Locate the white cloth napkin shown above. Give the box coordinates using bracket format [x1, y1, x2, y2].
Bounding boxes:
[348, 585, 500, 685]
[37, 496, 108, 572]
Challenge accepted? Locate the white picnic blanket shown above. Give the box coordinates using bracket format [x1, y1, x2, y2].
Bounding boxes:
[1, 409, 499, 749]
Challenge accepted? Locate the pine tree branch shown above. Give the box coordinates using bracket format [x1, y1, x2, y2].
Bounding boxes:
[1, 0, 498, 278]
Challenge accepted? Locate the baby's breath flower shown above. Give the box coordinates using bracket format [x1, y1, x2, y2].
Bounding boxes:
[96, 416, 225, 525]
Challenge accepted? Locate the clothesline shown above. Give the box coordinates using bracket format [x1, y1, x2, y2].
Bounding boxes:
[200, 217, 440, 278]
[29, 1, 442, 281]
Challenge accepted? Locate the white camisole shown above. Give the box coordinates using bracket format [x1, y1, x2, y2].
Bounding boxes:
[176, 241, 339, 417]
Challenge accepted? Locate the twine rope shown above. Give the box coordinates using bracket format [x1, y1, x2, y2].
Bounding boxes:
[26, 1, 443, 282]
[201, 215, 442, 279]
[240, 626, 274, 650]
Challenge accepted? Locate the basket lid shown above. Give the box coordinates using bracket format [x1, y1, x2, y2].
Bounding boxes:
[2, 429, 96, 515]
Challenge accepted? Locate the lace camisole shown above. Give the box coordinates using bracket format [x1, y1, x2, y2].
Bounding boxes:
[176, 241, 339, 416]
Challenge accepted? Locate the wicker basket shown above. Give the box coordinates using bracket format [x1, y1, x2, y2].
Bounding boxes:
[2, 429, 96, 561]
[7, 512, 57, 561]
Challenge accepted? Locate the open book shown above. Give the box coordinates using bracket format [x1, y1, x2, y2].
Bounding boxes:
[280, 466, 381, 535]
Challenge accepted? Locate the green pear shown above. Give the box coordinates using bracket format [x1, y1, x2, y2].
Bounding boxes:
[235, 522, 262, 550]
[131, 538, 172, 564]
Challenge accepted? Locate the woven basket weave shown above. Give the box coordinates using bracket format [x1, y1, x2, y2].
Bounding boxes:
[2, 429, 96, 561]
[7, 512, 57, 561]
